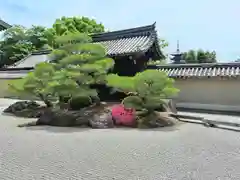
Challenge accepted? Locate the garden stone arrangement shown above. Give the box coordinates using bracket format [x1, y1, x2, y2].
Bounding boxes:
[3, 99, 179, 129]
[4, 32, 181, 129]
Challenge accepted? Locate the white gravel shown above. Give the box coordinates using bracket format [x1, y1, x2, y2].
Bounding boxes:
[0, 99, 240, 180]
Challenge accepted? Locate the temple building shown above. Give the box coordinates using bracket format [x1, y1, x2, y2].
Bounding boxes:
[0, 23, 164, 99]
[5, 23, 163, 76]
[0, 19, 11, 31]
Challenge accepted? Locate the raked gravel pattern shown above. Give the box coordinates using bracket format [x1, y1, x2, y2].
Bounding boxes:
[0, 99, 240, 179]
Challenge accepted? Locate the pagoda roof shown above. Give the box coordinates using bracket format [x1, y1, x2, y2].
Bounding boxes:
[148, 62, 240, 79]
[6, 23, 163, 69]
[0, 19, 11, 31]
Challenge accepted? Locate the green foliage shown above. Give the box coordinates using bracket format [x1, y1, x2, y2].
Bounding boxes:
[49, 32, 114, 103]
[0, 16, 105, 67]
[122, 96, 144, 111]
[159, 39, 169, 49]
[68, 95, 93, 110]
[0, 25, 50, 66]
[9, 32, 114, 107]
[182, 50, 197, 63]
[45, 16, 105, 48]
[53, 16, 105, 35]
[147, 60, 167, 65]
[49, 33, 114, 93]
[26, 25, 49, 49]
[147, 38, 168, 65]
[107, 70, 179, 112]
[0, 25, 32, 66]
[182, 49, 217, 63]
[8, 62, 56, 106]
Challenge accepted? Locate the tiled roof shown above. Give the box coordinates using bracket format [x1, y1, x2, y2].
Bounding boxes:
[7, 23, 162, 69]
[0, 70, 30, 79]
[148, 63, 240, 78]
[7, 51, 51, 69]
[91, 23, 161, 56]
[93, 36, 155, 56]
[0, 19, 11, 31]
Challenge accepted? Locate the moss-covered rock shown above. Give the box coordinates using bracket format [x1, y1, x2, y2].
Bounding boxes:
[13, 107, 46, 118]
[3, 101, 44, 118]
[18, 104, 114, 128]
[3, 101, 41, 113]
[89, 108, 114, 128]
[137, 111, 178, 128]
[68, 96, 93, 110]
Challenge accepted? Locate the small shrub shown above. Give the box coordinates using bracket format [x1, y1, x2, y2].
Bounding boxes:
[68, 96, 92, 110]
[107, 70, 179, 127]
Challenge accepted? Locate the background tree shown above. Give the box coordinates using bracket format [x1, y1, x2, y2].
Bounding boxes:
[182, 49, 197, 63]
[26, 25, 49, 50]
[0, 16, 105, 67]
[159, 39, 169, 49]
[234, 58, 240, 62]
[182, 49, 217, 63]
[45, 16, 105, 48]
[204, 50, 216, 63]
[0, 25, 33, 66]
[148, 38, 169, 65]
[0, 25, 50, 67]
[196, 49, 207, 63]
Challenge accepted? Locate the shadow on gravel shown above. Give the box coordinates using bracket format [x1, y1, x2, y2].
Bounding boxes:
[23, 124, 183, 133]
[24, 126, 91, 133]
[22, 121, 240, 133]
[137, 122, 185, 132]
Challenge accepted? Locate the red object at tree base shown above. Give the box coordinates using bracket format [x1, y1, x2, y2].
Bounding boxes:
[111, 104, 136, 126]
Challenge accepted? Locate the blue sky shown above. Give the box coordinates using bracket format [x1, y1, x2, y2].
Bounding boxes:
[0, 0, 239, 62]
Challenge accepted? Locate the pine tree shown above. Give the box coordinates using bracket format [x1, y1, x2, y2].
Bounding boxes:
[106, 70, 179, 127]
[48, 33, 114, 102]
[9, 32, 114, 108]
[8, 62, 56, 107]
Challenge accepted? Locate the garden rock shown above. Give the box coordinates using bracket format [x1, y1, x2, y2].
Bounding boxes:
[89, 108, 114, 129]
[18, 104, 114, 128]
[13, 107, 46, 118]
[18, 108, 89, 127]
[137, 111, 178, 128]
[68, 96, 93, 110]
[156, 99, 177, 113]
[38, 108, 90, 127]
[3, 101, 41, 113]
[3, 101, 45, 118]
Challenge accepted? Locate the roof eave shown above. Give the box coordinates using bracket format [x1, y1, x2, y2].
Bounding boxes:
[153, 41, 165, 60]
[0, 19, 11, 31]
[148, 62, 240, 79]
[149, 30, 165, 60]
[91, 23, 156, 41]
[0, 67, 34, 71]
[150, 62, 240, 69]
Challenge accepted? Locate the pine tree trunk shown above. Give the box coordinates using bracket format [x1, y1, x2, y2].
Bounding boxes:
[38, 93, 52, 107]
